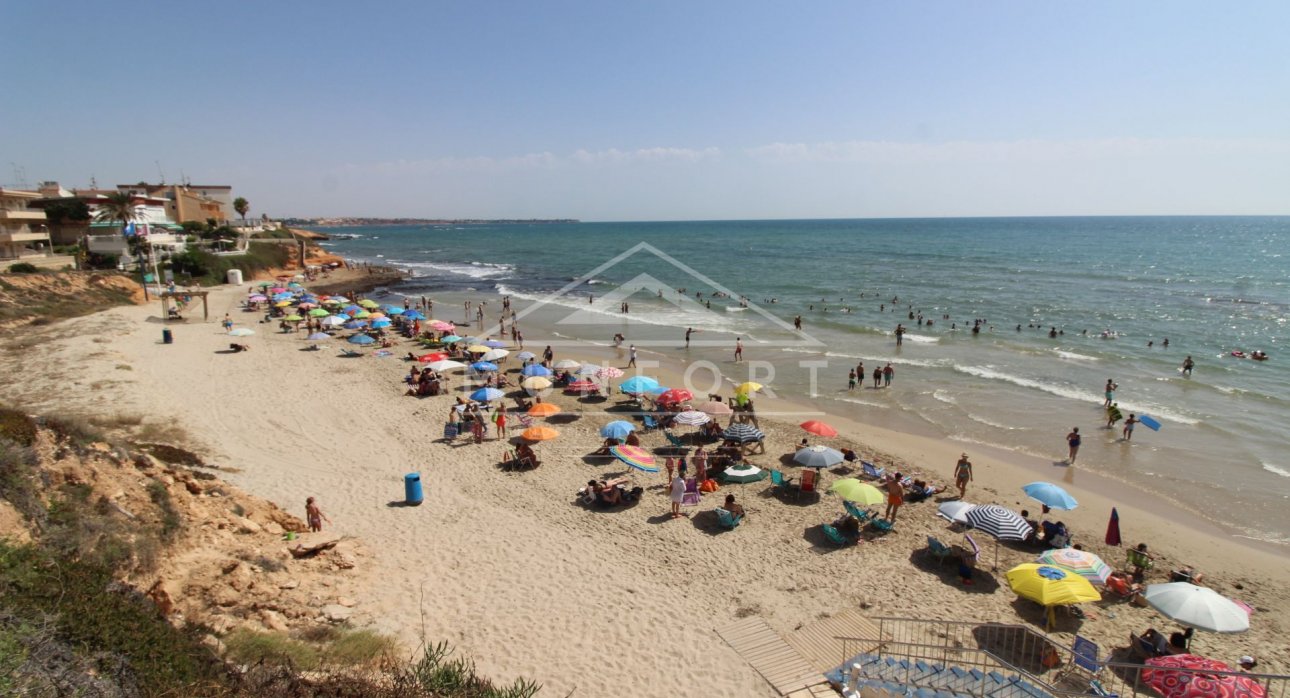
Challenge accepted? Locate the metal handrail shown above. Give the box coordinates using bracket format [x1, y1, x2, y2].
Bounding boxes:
[834, 616, 1289, 698]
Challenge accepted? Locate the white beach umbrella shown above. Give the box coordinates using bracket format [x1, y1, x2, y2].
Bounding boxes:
[427, 360, 466, 372]
[1143, 583, 1250, 633]
[553, 359, 581, 370]
[482, 349, 509, 361]
[228, 328, 255, 337]
[938, 501, 977, 524]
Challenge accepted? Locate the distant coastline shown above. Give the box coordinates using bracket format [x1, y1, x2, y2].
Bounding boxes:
[281, 217, 579, 227]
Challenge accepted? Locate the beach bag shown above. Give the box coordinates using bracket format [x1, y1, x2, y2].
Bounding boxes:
[443, 423, 459, 439]
[700, 479, 719, 493]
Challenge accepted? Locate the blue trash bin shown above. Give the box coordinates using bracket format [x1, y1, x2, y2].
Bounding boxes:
[162, 329, 173, 344]
[404, 472, 423, 506]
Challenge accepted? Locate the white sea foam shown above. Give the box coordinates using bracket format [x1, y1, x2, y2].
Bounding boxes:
[965, 412, 1018, 430]
[1262, 462, 1290, 478]
[1053, 349, 1099, 361]
[496, 284, 748, 334]
[398, 260, 516, 279]
[901, 333, 940, 344]
[777, 348, 944, 368]
[954, 364, 1200, 425]
[932, 390, 957, 405]
[830, 396, 889, 409]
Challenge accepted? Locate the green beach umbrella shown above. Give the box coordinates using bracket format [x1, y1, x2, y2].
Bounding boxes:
[283, 314, 304, 322]
[307, 308, 330, 317]
[828, 478, 885, 506]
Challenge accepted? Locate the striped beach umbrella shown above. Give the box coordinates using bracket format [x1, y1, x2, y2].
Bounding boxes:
[1037, 548, 1112, 586]
[566, 379, 599, 393]
[673, 410, 711, 427]
[609, 445, 657, 473]
[722, 423, 765, 443]
[965, 504, 1033, 570]
[596, 366, 625, 380]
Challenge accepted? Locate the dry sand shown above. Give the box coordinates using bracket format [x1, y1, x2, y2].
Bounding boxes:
[2, 283, 1286, 696]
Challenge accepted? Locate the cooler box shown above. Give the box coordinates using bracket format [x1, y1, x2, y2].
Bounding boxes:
[404, 472, 424, 505]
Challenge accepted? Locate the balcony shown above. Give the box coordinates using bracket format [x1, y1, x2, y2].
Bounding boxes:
[0, 230, 51, 243]
[0, 210, 47, 222]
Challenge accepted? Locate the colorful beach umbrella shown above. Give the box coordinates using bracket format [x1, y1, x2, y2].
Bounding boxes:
[794, 445, 844, 469]
[440, 334, 463, 343]
[430, 320, 455, 332]
[370, 319, 393, 329]
[521, 364, 552, 377]
[596, 366, 625, 380]
[657, 388, 694, 405]
[609, 445, 657, 473]
[466, 344, 490, 353]
[528, 403, 560, 418]
[470, 361, 499, 372]
[343, 320, 368, 329]
[734, 381, 764, 395]
[352, 310, 372, 319]
[469, 387, 505, 402]
[828, 478, 885, 506]
[566, 379, 599, 393]
[600, 421, 636, 440]
[1007, 563, 1101, 607]
[307, 308, 330, 317]
[228, 328, 255, 337]
[619, 375, 661, 394]
[722, 423, 765, 443]
[382, 304, 404, 314]
[347, 334, 375, 345]
[484, 339, 506, 348]
[248, 294, 267, 302]
[800, 420, 838, 437]
[1023, 482, 1079, 510]
[1037, 548, 1112, 586]
[274, 300, 293, 308]
[1143, 583, 1250, 633]
[521, 426, 560, 442]
[1143, 655, 1265, 698]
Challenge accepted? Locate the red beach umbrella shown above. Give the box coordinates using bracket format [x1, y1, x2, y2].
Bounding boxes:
[657, 388, 694, 405]
[417, 352, 448, 363]
[800, 420, 838, 437]
[1143, 655, 1266, 698]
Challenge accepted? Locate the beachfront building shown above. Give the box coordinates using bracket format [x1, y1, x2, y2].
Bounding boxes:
[0, 188, 52, 261]
[72, 190, 189, 262]
[114, 183, 231, 223]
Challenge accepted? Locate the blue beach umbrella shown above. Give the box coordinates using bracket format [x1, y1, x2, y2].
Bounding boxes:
[470, 387, 505, 402]
[383, 304, 404, 314]
[306, 332, 331, 341]
[370, 318, 393, 329]
[1022, 482, 1079, 510]
[470, 361, 499, 372]
[516, 351, 537, 362]
[402, 310, 426, 320]
[344, 320, 369, 329]
[440, 335, 463, 343]
[343, 304, 363, 315]
[348, 334, 376, 345]
[521, 364, 552, 377]
[484, 340, 506, 348]
[619, 376, 661, 394]
[600, 421, 636, 440]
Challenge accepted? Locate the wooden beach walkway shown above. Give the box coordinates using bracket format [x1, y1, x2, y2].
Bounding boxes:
[715, 616, 828, 696]
[785, 608, 887, 671]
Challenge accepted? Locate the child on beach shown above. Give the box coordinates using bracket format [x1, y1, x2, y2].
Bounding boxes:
[1123, 414, 1139, 440]
[305, 497, 331, 532]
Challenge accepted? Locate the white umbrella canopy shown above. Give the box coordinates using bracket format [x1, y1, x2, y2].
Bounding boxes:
[552, 359, 581, 370]
[426, 360, 467, 372]
[1144, 583, 1250, 633]
[938, 501, 977, 524]
[481, 349, 509, 361]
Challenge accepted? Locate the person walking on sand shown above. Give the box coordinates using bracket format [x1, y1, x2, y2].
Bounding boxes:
[1104, 379, 1118, 408]
[1181, 355, 1194, 377]
[1066, 427, 1081, 464]
[305, 497, 331, 532]
[883, 363, 894, 387]
[670, 473, 686, 518]
[627, 344, 638, 368]
[1123, 414, 1139, 441]
[734, 337, 743, 362]
[954, 454, 973, 498]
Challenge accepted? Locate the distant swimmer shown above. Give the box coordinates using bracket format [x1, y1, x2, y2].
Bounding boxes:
[1181, 355, 1194, 377]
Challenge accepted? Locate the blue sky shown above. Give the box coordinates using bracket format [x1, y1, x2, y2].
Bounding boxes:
[4, 1, 1288, 220]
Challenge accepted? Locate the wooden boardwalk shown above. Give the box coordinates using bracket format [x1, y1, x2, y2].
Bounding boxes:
[715, 616, 828, 696]
[785, 608, 888, 672]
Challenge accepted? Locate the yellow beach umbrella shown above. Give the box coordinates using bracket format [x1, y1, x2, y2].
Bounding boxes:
[283, 314, 304, 322]
[352, 310, 371, 319]
[735, 381, 764, 395]
[521, 426, 560, 442]
[358, 299, 380, 308]
[274, 300, 293, 307]
[466, 344, 490, 353]
[521, 376, 553, 390]
[1007, 563, 1101, 629]
[368, 312, 386, 320]
[827, 478, 885, 506]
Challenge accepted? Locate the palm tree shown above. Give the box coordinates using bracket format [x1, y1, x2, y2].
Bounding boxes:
[233, 197, 249, 224]
[94, 192, 150, 299]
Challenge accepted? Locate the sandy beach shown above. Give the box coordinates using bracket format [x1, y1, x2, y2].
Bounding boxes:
[3, 282, 1286, 697]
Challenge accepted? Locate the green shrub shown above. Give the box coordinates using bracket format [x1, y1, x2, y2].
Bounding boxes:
[0, 408, 37, 446]
[0, 440, 41, 524]
[7, 263, 39, 274]
[225, 629, 321, 670]
[146, 480, 182, 542]
[325, 629, 398, 666]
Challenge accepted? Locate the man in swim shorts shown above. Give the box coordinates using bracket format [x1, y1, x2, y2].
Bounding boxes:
[883, 473, 904, 522]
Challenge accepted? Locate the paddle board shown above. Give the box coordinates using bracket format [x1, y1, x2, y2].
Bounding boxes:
[1138, 415, 1162, 431]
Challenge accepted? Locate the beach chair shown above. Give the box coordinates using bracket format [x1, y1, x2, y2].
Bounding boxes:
[796, 469, 818, 500]
[642, 414, 659, 431]
[822, 524, 856, 547]
[843, 500, 874, 523]
[927, 536, 954, 566]
[665, 430, 686, 448]
[965, 533, 981, 566]
[870, 518, 894, 533]
[681, 477, 701, 506]
[715, 508, 742, 530]
[861, 461, 886, 480]
[769, 469, 794, 495]
[516, 413, 535, 430]
[1127, 548, 1154, 576]
[339, 348, 363, 358]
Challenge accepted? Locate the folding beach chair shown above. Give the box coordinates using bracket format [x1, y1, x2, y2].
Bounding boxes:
[823, 524, 856, 547]
[861, 461, 886, 480]
[715, 508, 742, 529]
[797, 469, 818, 499]
[843, 500, 874, 523]
[681, 477, 702, 506]
[769, 469, 794, 495]
[927, 536, 954, 566]
[642, 415, 659, 431]
[665, 430, 686, 448]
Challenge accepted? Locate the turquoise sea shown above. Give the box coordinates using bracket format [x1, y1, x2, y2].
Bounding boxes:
[320, 217, 1289, 545]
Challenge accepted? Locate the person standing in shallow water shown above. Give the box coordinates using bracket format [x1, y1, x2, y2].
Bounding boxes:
[1066, 427, 1081, 464]
[734, 337, 743, 362]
